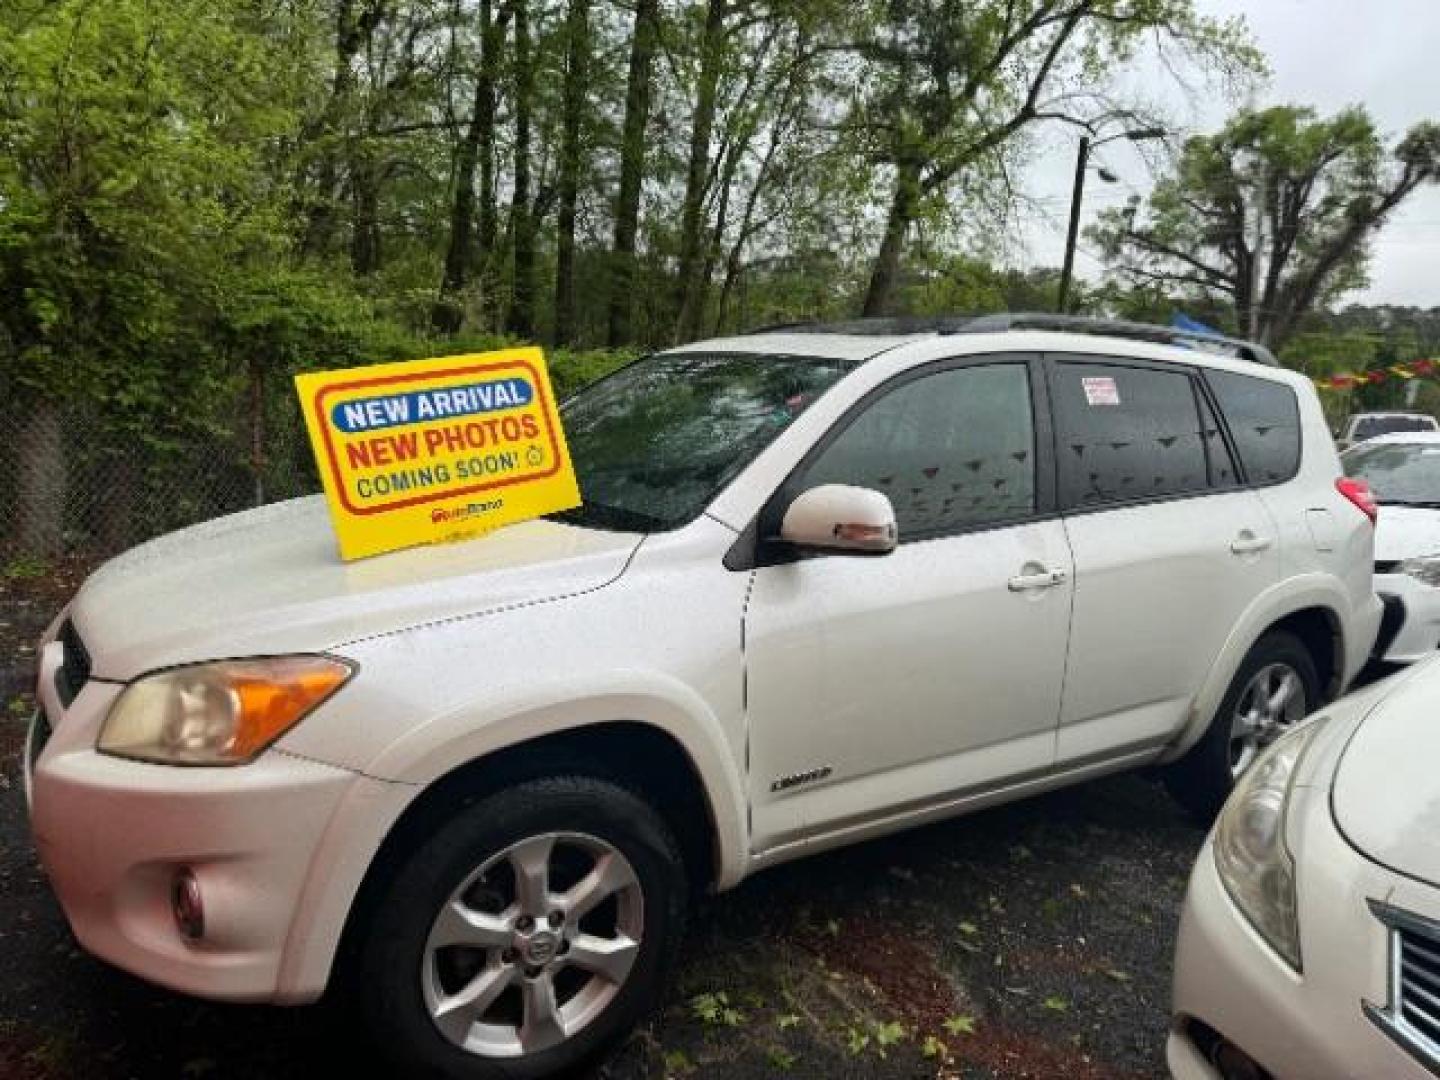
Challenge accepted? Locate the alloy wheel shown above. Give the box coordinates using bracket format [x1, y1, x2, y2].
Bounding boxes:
[421, 831, 644, 1058]
[1228, 662, 1306, 777]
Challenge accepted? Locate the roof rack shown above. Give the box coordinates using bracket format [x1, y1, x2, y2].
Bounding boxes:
[741, 313, 1278, 366]
[954, 313, 1279, 366]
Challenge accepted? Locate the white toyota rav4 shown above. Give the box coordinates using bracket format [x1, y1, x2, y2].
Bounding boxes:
[25, 315, 1381, 1078]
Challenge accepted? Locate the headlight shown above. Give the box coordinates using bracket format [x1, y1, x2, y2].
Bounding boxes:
[1213, 719, 1326, 971]
[1397, 554, 1440, 588]
[99, 656, 352, 766]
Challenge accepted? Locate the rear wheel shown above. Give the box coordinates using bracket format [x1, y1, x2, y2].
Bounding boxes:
[357, 776, 686, 1079]
[1165, 630, 1319, 821]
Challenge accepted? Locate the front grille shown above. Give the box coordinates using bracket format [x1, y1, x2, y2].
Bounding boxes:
[1366, 900, 1440, 1074]
[54, 619, 91, 707]
[1400, 929, 1440, 1046]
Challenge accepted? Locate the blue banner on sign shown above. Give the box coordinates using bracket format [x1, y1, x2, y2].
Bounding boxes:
[331, 378, 534, 433]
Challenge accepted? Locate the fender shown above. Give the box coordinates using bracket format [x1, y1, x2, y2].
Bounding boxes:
[1158, 573, 1349, 764]
[273, 671, 750, 1003]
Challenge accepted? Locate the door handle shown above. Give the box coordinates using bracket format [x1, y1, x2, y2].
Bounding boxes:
[1230, 532, 1273, 555]
[1008, 568, 1067, 592]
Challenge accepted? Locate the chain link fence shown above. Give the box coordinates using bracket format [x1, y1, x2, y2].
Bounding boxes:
[1, 397, 321, 562]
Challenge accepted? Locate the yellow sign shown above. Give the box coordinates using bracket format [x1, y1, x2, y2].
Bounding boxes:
[295, 348, 580, 560]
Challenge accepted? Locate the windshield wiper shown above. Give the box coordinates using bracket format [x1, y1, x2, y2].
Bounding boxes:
[1377, 499, 1440, 509]
[549, 501, 666, 532]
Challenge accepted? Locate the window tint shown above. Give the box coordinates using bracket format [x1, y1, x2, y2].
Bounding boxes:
[798, 363, 1035, 538]
[1354, 415, 1437, 439]
[1051, 362, 1208, 509]
[1198, 391, 1241, 489]
[1207, 371, 1302, 484]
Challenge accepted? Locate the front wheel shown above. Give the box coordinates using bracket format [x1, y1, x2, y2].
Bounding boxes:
[1165, 630, 1320, 821]
[357, 776, 687, 1079]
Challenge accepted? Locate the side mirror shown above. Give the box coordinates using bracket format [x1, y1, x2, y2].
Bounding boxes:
[779, 484, 897, 554]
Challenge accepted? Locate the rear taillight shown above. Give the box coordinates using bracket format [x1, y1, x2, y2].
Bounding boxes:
[1336, 476, 1378, 524]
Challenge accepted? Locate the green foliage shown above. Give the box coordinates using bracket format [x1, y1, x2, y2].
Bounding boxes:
[942, 1014, 977, 1036]
[2, 553, 49, 581]
[765, 1046, 798, 1070]
[689, 991, 747, 1027]
[1093, 104, 1440, 349]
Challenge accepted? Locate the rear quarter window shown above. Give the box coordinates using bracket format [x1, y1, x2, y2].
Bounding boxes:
[1205, 370, 1302, 484]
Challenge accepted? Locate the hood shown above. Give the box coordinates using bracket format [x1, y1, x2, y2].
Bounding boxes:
[1332, 659, 1440, 888]
[70, 496, 641, 680]
[1374, 505, 1440, 563]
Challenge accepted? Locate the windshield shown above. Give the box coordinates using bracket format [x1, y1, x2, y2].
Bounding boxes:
[1354, 415, 1437, 439]
[1344, 441, 1440, 505]
[554, 351, 853, 531]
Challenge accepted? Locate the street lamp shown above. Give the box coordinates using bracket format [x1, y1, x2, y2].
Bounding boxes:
[1056, 126, 1165, 313]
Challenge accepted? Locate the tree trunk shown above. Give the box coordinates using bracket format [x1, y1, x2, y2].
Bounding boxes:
[350, 153, 382, 276]
[434, 65, 487, 330]
[477, 0, 508, 327]
[553, 0, 590, 345]
[506, 0, 536, 338]
[302, 0, 363, 257]
[17, 398, 66, 557]
[607, 0, 660, 346]
[863, 162, 922, 317]
[673, 0, 727, 343]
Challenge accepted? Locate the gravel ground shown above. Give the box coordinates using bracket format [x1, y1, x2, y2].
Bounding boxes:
[1, 561, 1208, 1079]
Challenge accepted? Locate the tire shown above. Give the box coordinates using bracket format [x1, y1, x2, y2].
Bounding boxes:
[1164, 630, 1320, 822]
[356, 776, 687, 1080]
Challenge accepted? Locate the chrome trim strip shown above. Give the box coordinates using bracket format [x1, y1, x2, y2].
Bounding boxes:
[1366, 899, 1440, 1077]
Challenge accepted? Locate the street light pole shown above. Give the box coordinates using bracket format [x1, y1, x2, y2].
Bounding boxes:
[1057, 135, 1091, 314]
[1056, 126, 1165, 314]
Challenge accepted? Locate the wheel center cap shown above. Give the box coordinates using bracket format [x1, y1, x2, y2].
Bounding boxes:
[525, 930, 559, 965]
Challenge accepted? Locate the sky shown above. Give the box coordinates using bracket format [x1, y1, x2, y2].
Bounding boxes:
[1020, 0, 1440, 308]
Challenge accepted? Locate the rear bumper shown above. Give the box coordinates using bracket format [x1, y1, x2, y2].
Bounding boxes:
[1373, 572, 1440, 664]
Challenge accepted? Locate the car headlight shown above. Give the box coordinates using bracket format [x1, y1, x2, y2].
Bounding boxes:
[99, 656, 353, 766]
[1397, 554, 1440, 588]
[1213, 718, 1326, 971]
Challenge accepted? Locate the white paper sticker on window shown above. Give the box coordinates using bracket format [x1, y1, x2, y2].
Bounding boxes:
[1082, 376, 1120, 406]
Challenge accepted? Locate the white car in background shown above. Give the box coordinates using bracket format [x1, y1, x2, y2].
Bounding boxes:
[1336, 411, 1440, 452]
[1343, 433, 1440, 663]
[1169, 658, 1440, 1080]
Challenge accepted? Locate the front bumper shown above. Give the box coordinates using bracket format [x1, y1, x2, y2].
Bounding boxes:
[1169, 785, 1436, 1079]
[25, 649, 362, 1003]
[1374, 572, 1440, 664]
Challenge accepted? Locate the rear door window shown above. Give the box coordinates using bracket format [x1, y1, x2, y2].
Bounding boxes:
[1206, 371, 1302, 484]
[1050, 360, 1210, 510]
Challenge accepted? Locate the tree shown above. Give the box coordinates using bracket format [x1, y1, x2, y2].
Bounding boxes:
[845, 0, 1258, 317]
[436, 0, 513, 331]
[0, 0, 306, 552]
[607, 0, 662, 346]
[1094, 105, 1440, 350]
[553, 0, 592, 344]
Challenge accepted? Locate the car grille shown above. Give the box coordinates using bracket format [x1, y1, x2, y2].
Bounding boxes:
[1366, 900, 1440, 1074]
[54, 619, 91, 708]
[1400, 929, 1440, 1046]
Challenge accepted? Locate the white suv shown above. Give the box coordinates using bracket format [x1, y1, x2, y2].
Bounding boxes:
[25, 316, 1381, 1079]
